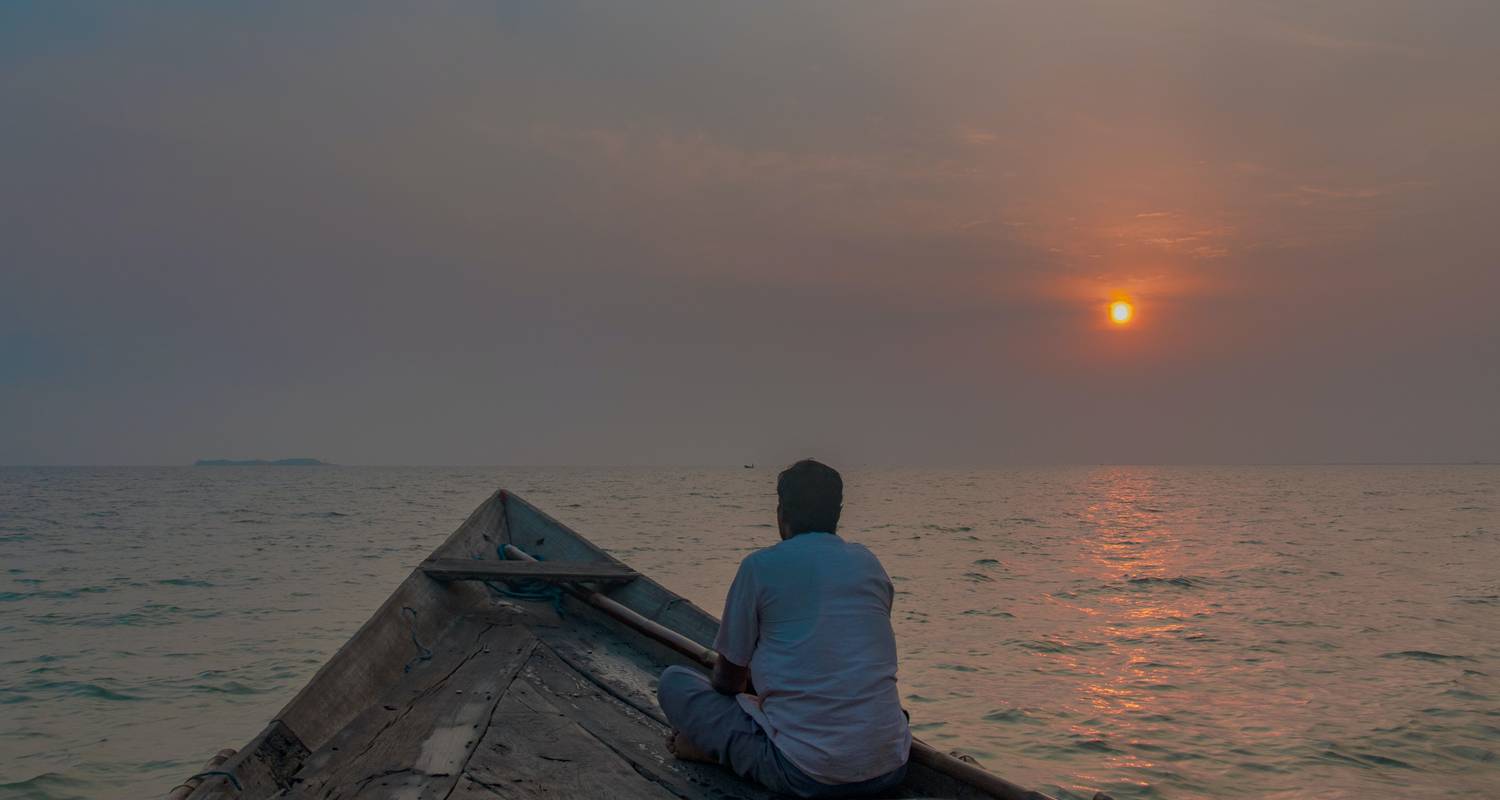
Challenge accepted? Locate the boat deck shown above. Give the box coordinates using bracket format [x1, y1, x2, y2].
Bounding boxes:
[282, 599, 789, 800]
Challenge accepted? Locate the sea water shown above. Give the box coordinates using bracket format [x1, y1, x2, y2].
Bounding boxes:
[1, 466, 1495, 799]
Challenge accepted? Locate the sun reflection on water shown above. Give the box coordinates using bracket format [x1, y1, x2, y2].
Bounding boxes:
[1049, 470, 1220, 777]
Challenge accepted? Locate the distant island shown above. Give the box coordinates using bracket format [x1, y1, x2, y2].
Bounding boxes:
[194, 458, 331, 466]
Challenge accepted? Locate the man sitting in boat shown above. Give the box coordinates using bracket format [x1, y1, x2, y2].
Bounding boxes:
[657, 459, 912, 797]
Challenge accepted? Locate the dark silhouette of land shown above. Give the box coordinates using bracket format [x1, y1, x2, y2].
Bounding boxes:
[193, 458, 330, 466]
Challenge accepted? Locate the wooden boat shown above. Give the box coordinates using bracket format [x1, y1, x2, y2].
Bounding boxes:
[173, 490, 1097, 800]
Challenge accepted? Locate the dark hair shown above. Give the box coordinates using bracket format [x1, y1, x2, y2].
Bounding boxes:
[776, 459, 843, 535]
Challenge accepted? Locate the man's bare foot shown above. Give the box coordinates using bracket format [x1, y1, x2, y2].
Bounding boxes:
[665, 730, 716, 764]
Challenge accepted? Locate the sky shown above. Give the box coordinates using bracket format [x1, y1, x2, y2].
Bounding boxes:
[2, 1, 1497, 466]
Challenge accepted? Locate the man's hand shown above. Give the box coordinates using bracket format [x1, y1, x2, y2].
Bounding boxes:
[710, 654, 750, 695]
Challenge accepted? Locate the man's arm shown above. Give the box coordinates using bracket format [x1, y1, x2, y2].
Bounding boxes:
[711, 654, 751, 695]
[712, 556, 759, 694]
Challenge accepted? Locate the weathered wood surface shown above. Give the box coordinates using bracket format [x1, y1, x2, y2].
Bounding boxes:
[422, 558, 638, 584]
[522, 644, 784, 800]
[185, 720, 309, 800]
[531, 616, 676, 726]
[193, 494, 511, 800]
[278, 491, 509, 751]
[284, 618, 537, 799]
[450, 677, 678, 799]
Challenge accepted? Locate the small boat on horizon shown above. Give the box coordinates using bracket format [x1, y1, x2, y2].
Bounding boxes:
[169, 490, 1099, 800]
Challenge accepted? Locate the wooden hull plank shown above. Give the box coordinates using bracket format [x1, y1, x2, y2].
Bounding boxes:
[523, 644, 783, 800]
[531, 600, 681, 711]
[276, 493, 509, 761]
[285, 617, 537, 799]
[450, 675, 679, 799]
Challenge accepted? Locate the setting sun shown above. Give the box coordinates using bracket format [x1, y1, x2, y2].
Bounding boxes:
[1109, 300, 1134, 325]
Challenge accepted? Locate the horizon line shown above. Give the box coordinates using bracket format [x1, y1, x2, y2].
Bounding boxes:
[2, 461, 1496, 469]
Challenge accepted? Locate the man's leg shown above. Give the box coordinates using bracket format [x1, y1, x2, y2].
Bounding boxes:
[657, 666, 748, 763]
[656, 666, 801, 795]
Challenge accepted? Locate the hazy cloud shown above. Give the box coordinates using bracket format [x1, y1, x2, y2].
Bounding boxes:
[2, 0, 1497, 465]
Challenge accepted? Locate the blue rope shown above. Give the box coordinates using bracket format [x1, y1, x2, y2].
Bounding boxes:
[189, 770, 242, 791]
[400, 606, 433, 673]
[482, 545, 564, 616]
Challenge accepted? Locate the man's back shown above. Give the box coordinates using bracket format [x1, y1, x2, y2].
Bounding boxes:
[715, 532, 912, 785]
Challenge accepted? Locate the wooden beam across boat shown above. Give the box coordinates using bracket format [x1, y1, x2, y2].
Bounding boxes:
[420, 557, 638, 584]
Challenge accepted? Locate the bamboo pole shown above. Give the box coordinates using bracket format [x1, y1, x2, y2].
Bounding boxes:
[165, 748, 237, 800]
[500, 544, 1078, 800]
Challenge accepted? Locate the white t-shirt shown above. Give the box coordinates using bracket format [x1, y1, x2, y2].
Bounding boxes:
[713, 532, 912, 784]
